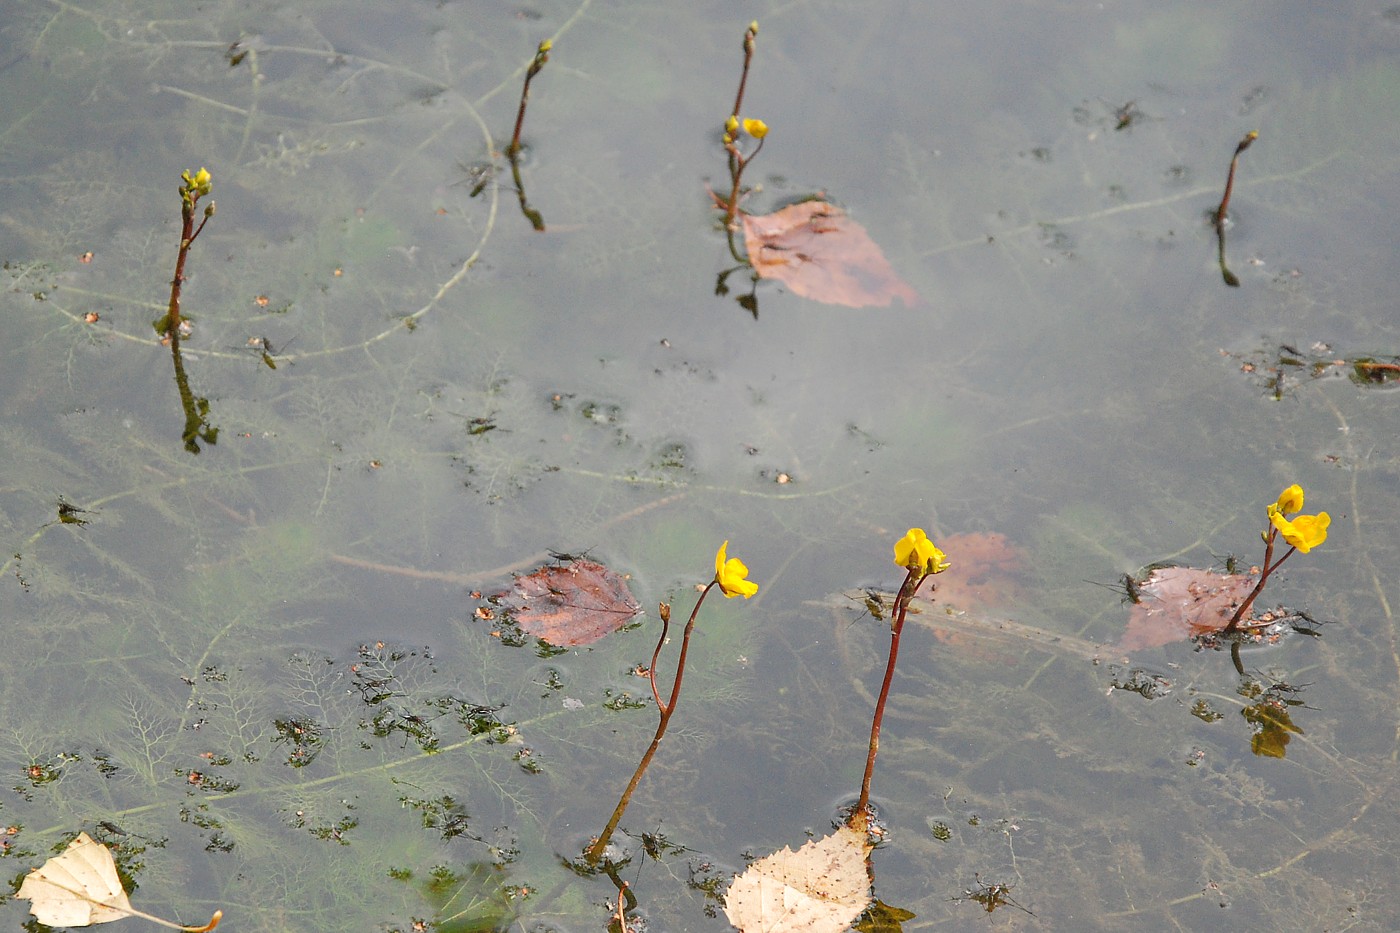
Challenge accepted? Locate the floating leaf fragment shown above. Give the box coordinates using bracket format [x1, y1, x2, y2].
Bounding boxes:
[1117, 565, 1258, 652]
[723, 825, 872, 933]
[17, 832, 222, 930]
[741, 201, 919, 308]
[497, 558, 642, 646]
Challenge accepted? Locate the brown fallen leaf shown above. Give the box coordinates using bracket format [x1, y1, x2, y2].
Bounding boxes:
[723, 825, 872, 933]
[496, 558, 642, 646]
[920, 532, 1024, 614]
[17, 832, 222, 930]
[1116, 565, 1258, 652]
[912, 532, 1026, 661]
[741, 201, 919, 308]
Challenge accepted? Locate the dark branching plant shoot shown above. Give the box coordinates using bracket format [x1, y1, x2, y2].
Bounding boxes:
[507, 40, 551, 231]
[153, 168, 220, 454]
[1212, 130, 1257, 288]
[156, 168, 214, 338]
[714, 22, 769, 232]
[585, 541, 759, 865]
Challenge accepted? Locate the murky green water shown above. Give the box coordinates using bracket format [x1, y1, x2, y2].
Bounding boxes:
[3, 1, 1399, 929]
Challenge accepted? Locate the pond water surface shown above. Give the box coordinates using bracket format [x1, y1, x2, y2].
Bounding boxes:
[3, 1, 1399, 930]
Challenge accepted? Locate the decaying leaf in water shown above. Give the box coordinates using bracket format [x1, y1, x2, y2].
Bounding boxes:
[911, 532, 1026, 660]
[497, 558, 642, 647]
[741, 201, 919, 309]
[1244, 696, 1304, 758]
[853, 897, 917, 932]
[920, 532, 1024, 613]
[723, 825, 872, 933]
[1116, 565, 1258, 652]
[17, 832, 222, 930]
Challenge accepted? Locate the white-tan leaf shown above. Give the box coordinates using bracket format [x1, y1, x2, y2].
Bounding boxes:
[17, 832, 134, 927]
[723, 825, 872, 933]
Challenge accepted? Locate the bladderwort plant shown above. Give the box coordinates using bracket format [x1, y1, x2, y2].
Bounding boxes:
[849, 529, 950, 834]
[507, 40, 551, 231]
[585, 541, 759, 865]
[1212, 130, 1257, 287]
[1224, 483, 1329, 633]
[156, 168, 214, 339]
[714, 22, 769, 231]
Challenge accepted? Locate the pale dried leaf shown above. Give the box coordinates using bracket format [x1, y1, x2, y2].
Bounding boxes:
[723, 825, 872, 933]
[17, 832, 133, 927]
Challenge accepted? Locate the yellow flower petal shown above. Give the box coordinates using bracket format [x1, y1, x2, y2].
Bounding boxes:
[893, 528, 950, 576]
[1268, 484, 1304, 518]
[1270, 510, 1329, 553]
[714, 540, 759, 598]
[742, 118, 768, 139]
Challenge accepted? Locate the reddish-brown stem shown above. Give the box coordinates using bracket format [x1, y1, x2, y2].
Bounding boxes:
[850, 568, 919, 834]
[614, 880, 630, 933]
[1356, 361, 1400, 376]
[586, 583, 715, 863]
[722, 137, 763, 229]
[731, 24, 757, 126]
[1224, 526, 1296, 631]
[508, 42, 550, 159]
[165, 202, 211, 337]
[726, 24, 758, 180]
[647, 602, 671, 711]
[1214, 130, 1257, 229]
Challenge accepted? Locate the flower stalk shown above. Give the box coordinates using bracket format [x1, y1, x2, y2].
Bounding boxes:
[1213, 131, 1257, 287]
[586, 542, 758, 864]
[508, 40, 551, 160]
[714, 22, 768, 230]
[1224, 484, 1329, 632]
[159, 168, 214, 338]
[850, 529, 949, 834]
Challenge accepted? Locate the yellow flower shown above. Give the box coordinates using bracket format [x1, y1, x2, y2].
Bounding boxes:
[725, 115, 740, 136]
[893, 528, 950, 576]
[714, 540, 759, 598]
[181, 167, 212, 200]
[742, 118, 768, 139]
[1270, 510, 1329, 553]
[1268, 484, 1304, 518]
